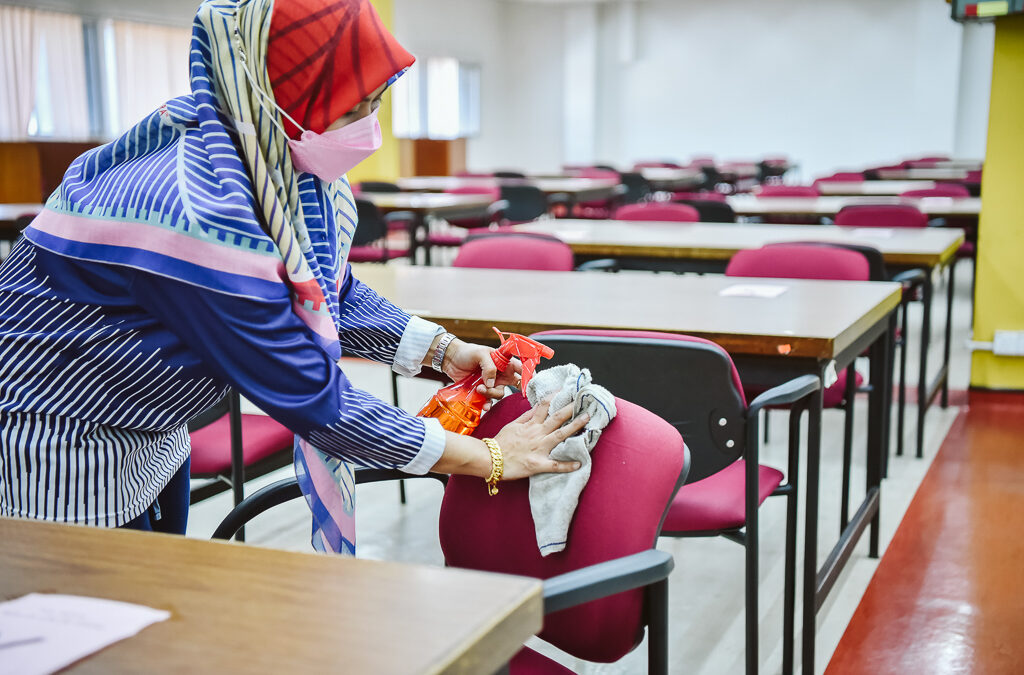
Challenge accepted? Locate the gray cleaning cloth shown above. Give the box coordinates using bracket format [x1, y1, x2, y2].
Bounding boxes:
[526, 364, 616, 556]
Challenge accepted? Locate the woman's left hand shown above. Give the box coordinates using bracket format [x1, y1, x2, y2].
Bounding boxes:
[443, 338, 522, 406]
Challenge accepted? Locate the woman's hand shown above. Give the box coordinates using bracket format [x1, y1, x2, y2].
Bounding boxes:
[492, 399, 589, 480]
[442, 338, 522, 404]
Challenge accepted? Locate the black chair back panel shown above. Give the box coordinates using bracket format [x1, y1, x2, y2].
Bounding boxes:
[676, 199, 737, 223]
[618, 172, 652, 204]
[533, 335, 746, 483]
[359, 181, 401, 193]
[499, 185, 548, 222]
[353, 199, 387, 245]
[187, 392, 231, 433]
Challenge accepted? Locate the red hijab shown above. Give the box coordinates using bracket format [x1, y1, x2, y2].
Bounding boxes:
[267, 0, 415, 138]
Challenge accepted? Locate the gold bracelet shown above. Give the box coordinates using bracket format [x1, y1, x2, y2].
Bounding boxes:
[482, 438, 503, 496]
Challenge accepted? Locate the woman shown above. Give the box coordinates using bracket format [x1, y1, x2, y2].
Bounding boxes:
[0, 0, 583, 554]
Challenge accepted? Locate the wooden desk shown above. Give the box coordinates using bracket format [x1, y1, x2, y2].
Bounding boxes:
[515, 219, 964, 269]
[396, 176, 619, 204]
[515, 219, 962, 459]
[875, 168, 971, 181]
[0, 517, 541, 674]
[353, 263, 899, 673]
[727, 195, 981, 218]
[815, 181, 939, 196]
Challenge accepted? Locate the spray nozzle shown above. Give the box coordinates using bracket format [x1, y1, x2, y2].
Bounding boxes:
[489, 327, 554, 392]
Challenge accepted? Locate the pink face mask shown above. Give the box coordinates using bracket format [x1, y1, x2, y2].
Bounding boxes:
[288, 109, 382, 182]
[235, 48, 383, 183]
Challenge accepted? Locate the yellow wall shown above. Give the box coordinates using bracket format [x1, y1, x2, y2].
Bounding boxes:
[971, 15, 1024, 389]
[347, 0, 401, 185]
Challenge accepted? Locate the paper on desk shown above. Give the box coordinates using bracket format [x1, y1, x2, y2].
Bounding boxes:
[719, 284, 788, 298]
[0, 593, 170, 675]
[851, 228, 894, 238]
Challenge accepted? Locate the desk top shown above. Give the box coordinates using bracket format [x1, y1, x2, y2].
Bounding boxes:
[814, 181, 939, 196]
[396, 176, 619, 197]
[515, 220, 964, 268]
[353, 264, 901, 360]
[726, 195, 981, 217]
[0, 518, 542, 675]
[360, 191, 493, 217]
[0, 203, 44, 222]
[875, 168, 971, 181]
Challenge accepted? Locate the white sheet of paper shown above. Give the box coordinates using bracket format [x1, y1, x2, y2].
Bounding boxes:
[0, 593, 170, 675]
[851, 228, 895, 238]
[719, 284, 788, 298]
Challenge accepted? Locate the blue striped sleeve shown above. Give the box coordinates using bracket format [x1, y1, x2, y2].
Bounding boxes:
[128, 270, 443, 473]
[338, 266, 443, 376]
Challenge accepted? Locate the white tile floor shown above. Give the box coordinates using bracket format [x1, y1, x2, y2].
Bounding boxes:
[187, 258, 973, 675]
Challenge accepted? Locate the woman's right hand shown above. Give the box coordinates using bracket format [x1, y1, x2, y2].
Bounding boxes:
[492, 399, 589, 481]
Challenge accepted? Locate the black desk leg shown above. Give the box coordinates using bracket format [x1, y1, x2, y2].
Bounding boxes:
[917, 273, 933, 459]
[941, 261, 956, 408]
[867, 323, 892, 559]
[801, 386, 824, 674]
[897, 297, 909, 457]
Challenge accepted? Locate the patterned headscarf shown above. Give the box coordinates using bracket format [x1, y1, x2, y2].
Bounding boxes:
[24, 0, 415, 555]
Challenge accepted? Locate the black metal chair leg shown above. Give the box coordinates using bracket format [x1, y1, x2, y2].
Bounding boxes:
[840, 364, 856, 532]
[228, 390, 246, 542]
[897, 297, 909, 457]
[917, 275, 933, 459]
[763, 409, 770, 444]
[782, 402, 805, 675]
[744, 445, 759, 675]
[646, 578, 669, 675]
[399, 480, 407, 504]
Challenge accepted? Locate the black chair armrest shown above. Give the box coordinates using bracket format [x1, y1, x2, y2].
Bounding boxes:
[212, 477, 302, 540]
[486, 199, 510, 224]
[891, 268, 927, 289]
[747, 374, 821, 417]
[546, 192, 572, 208]
[210, 470, 447, 541]
[382, 210, 417, 225]
[542, 549, 674, 614]
[575, 258, 620, 273]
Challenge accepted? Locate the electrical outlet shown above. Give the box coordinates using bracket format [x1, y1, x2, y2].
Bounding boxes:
[992, 331, 1024, 356]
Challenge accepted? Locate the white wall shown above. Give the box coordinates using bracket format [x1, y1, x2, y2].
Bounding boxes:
[593, 0, 966, 179]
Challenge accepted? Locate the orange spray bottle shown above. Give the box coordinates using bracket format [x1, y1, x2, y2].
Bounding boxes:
[418, 327, 554, 435]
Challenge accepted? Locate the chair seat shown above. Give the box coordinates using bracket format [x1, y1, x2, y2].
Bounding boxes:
[956, 241, 975, 257]
[189, 414, 294, 475]
[510, 647, 576, 675]
[661, 460, 784, 533]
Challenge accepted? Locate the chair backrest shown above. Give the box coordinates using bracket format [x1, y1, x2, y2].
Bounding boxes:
[494, 170, 527, 179]
[358, 181, 401, 193]
[439, 393, 688, 664]
[618, 172, 653, 203]
[765, 241, 887, 281]
[756, 184, 819, 198]
[499, 184, 549, 222]
[531, 330, 747, 484]
[453, 232, 574, 271]
[813, 172, 865, 183]
[445, 185, 501, 200]
[353, 199, 387, 245]
[834, 203, 928, 229]
[698, 165, 724, 191]
[899, 185, 970, 198]
[726, 243, 871, 282]
[613, 202, 700, 222]
[675, 199, 736, 223]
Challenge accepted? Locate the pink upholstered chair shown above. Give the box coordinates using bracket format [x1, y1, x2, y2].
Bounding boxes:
[570, 167, 624, 219]
[899, 185, 970, 199]
[613, 202, 700, 222]
[834, 204, 928, 229]
[528, 329, 819, 675]
[754, 184, 819, 197]
[188, 390, 294, 540]
[726, 244, 872, 530]
[813, 172, 865, 183]
[440, 393, 689, 674]
[453, 231, 576, 271]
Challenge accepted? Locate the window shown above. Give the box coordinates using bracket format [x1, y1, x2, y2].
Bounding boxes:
[392, 57, 480, 140]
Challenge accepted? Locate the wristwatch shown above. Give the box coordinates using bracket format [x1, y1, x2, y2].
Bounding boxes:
[431, 332, 458, 373]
